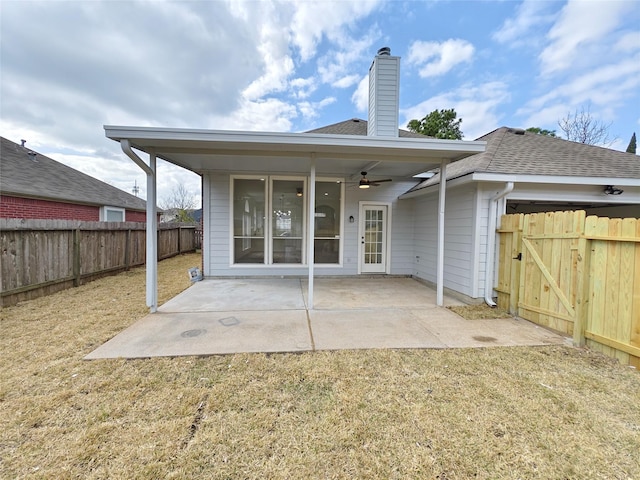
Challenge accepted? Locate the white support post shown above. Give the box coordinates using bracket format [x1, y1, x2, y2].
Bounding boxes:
[436, 160, 447, 307]
[146, 151, 158, 312]
[307, 153, 316, 310]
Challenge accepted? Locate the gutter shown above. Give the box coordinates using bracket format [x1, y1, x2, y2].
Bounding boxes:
[121, 139, 153, 176]
[484, 182, 514, 307]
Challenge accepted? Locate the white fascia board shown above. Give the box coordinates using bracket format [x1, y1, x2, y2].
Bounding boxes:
[400, 172, 640, 200]
[399, 175, 473, 199]
[470, 172, 640, 187]
[104, 125, 486, 161]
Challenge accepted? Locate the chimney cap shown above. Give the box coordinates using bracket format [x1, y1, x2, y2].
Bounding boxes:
[377, 47, 391, 56]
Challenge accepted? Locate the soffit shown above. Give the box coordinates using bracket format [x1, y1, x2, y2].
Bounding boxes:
[104, 126, 486, 178]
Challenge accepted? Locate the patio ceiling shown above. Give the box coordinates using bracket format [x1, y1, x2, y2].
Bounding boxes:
[104, 126, 486, 178]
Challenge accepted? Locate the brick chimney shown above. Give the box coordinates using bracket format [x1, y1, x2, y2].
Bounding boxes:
[367, 47, 400, 137]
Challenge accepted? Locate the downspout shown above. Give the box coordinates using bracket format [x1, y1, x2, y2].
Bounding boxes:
[120, 140, 158, 313]
[484, 182, 514, 307]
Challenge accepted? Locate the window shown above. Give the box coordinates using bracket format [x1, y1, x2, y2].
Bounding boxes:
[272, 179, 305, 264]
[314, 181, 341, 264]
[232, 178, 266, 263]
[101, 206, 125, 222]
[231, 176, 343, 265]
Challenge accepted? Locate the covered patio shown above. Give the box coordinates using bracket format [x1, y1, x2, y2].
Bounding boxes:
[85, 277, 566, 359]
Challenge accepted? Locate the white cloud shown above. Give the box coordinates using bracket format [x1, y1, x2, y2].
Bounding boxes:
[351, 76, 370, 113]
[333, 74, 361, 89]
[518, 54, 640, 128]
[492, 0, 555, 45]
[539, 0, 636, 76]
[401, 81, 510, 139]
[290, 77, 318, 99]
[288, 0, 382, 61]
[406, 39, 475, 78]
[316, 30, 379, 85]
[297, 97, 337, 121]
[614, 31, 640, 53]
[225, 98, 298, 132]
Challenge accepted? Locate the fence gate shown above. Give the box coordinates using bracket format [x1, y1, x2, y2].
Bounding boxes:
[518, 211, 585, 334]
[497, 211, 640, 368]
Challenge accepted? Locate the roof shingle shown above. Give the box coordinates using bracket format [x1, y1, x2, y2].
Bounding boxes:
[305, 118, 427, 138]
[1, 137, 148, 211]
[406, 127, 640, 193]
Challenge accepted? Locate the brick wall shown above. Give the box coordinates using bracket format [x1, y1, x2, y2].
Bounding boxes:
[0, 195, 147, 222]
[126, 210, 147, 222]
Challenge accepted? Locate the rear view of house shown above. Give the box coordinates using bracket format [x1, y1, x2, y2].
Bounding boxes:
[104, 47, 639, 312]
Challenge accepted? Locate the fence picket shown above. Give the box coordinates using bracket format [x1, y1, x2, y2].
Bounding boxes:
[1, 220, 198, 306]
[499, 211, 639, 366]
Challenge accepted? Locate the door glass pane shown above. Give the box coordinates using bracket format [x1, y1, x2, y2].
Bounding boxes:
[314, 181, 341, 264]
[233, 179, 265, 263]
[272, 180, 303, 264]
[364, 208, 383, 264]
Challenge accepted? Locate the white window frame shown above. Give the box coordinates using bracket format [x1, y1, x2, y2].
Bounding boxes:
[101, 206, 125, 222]
[229, 175, 345, 267]
[314, 177, 345, 268]
[229, 175, 267, 267]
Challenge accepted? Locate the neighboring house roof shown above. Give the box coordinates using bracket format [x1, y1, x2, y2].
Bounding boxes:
[406, 127, 640, 193]
[1, 136, 147, 211]
[306, 118, 427, 138]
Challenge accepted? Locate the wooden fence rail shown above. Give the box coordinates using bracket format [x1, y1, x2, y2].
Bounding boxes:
[1, 219, 199, 306]
[497, 211, 640, 367]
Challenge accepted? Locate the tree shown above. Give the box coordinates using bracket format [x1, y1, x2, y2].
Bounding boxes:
[160, 183, 197, 222]
[626, 132, 636, 154]
[557, 105, 615, 146]
[526, 127, 557, 137]
[407, 108, 463, 140]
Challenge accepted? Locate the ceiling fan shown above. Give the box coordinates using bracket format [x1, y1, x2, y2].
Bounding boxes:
[357, 171, 392, 189]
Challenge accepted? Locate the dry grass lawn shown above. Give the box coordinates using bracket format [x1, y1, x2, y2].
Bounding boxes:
[1, 253, 639, 479]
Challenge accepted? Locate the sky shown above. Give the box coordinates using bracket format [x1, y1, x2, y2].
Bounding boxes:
[1, 0, 639, 207]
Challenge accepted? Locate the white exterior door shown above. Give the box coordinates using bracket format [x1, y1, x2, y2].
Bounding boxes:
[359, 203, 390, 274]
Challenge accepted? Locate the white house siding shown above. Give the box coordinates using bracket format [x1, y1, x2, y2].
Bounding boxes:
[367, 55, 400, 137]
[411, 184, 482, 299]
[203, 173, 415, 277]
[349, 179, 416, 275]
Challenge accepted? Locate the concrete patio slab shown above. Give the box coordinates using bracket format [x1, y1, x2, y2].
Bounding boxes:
[85, 310, 312, 359]
[310, 308, 447, 350]
[159, 278, 306, 312]
[413, 311, 565, 348]
[85, 278, 567, 359]
[305, 277, 466, 310]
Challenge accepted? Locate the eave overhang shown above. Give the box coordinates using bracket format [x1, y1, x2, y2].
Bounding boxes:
[400, 172, 640, 200]
[104, 125, 486, 178]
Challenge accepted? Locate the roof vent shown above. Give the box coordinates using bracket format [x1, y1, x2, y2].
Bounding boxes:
[377, 46, 391, 56]
[508, 127, 526, 135]
[21, 139, 27, 147]
[27, 151, 37, 162]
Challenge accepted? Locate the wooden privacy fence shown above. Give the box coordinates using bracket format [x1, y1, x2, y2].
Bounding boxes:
[497, 211, 640, 367]
[1, 219, 199, 306]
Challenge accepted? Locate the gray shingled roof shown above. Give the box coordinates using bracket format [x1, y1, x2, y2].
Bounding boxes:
[306, 118, 427, 138]
[1, 137, 148, 211]
[406, 127, 640, 193]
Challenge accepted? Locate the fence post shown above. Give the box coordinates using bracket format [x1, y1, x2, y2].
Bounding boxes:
[73, 228, 81, 287]
[124, 229, 131, 271]
[573, 215, 590, 347]
[178, 225, 182, 254]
